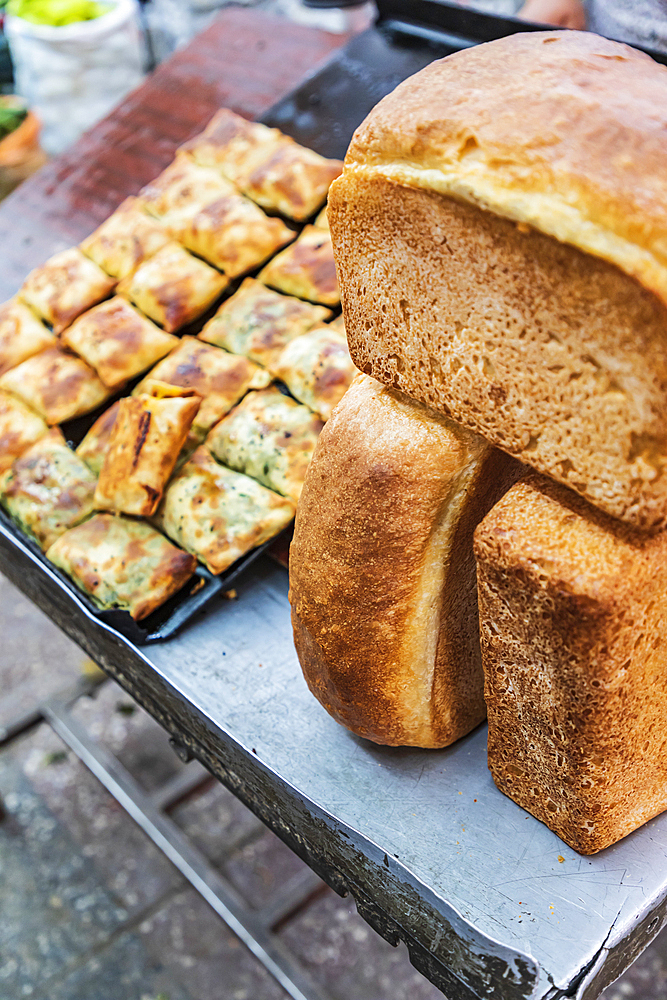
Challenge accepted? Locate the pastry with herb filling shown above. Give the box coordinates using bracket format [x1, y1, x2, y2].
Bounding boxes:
[139, 156, 236, 227]
[0, 299, 56, 377]
[0, 390, 48, 473]
[61, 297, 178, 390]
[75, 400, 120, 475]
[46, 513, 197, 620]
[257, 226, 339, 307]
[117, 243, 229, 333]
[19, 247, 115, 334]
[94, 387, 201, 517]
[270, 325, 357, 421]
[134, 337, 270, 435]
[0, 346, 112, 425]
[207, 387, 323, 502]
[79, 197, 173, 280]
[198, 277, 331, 369]
[181, 108, 342, 221]
[154, 445, 294, 574]
[0, 427, 96, 550]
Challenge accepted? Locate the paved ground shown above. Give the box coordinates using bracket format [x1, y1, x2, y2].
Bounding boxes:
[1, 569, 666, 1000]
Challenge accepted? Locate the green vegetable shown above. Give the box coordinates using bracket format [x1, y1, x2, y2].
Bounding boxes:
[7, 0, 113, 25]
[0, 102, 28, 141]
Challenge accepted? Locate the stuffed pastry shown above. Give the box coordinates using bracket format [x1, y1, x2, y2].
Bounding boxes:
[0, 427, 97, 550]
[176, 193, 295, 277]
[139, 156, 237, 228]
[19, 248, 116, 334]
[0, 390, 49, 473]
[79, 197, 173, 280]
[154, 445, 295, 574]
[133, 337, 271, 434]
[117, 242, 229, 333]
[46, 513, 197, 620]
[198, 277, 331, 369]
[0, 346, 112, 425]
[61, 297, 178, 389]
[206, 387, 323, 502]
[313, 205, 329, 230]
[181, 109, 342, 221]
[0, 299, 56, 377]
[75, 399, 121, 475]
[270, 325, 358, 421]
[94, 389, 201, 516]
[257, 226, 339, 307]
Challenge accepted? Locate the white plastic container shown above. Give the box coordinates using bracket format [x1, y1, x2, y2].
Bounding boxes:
[5, 0, 145, 156]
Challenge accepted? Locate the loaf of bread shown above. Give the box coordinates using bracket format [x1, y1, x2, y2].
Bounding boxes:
[289, 374, 520, 747]
[329, 31, 667, 530]
[474, 473, 667, 854]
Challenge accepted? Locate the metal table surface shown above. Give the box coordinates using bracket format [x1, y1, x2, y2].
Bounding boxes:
[1, 6, 666, 1000]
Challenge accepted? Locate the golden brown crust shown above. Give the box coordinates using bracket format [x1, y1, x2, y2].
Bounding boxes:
[117, 243, 229, 333]
[198, 277, 331, 368]
[61, 297, 178, 390]
[181, 108, 342, 221]
[0, 299, 56, 377]
[75, 400, 120, 476]
[257, 226, 339, 306]
[289, 374, 520, 748]
[139, 156, 236, 225]
[0, 346, 112, 425]
[79, 197, 172, 280]
[270, 324, 358, 421]
[154, 445, 295, 574]
[330, 173, 667, 529]
[94, 392, 201, 517]
[19, 247, 115, 334]
[0, 427, 97, 550]
[341, 31, 667, 305]
[475, 473, 667, 854]
[134, 336, 271, 434]
[46, 513, 196, 620]
[0, 389, 48, 473]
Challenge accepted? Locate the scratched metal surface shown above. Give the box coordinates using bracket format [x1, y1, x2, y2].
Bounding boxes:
[141, 560, 667, 999]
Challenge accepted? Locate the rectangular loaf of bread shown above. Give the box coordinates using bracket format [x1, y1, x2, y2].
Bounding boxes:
[474, 473, 667, 854]
[329, 31, 667, 530]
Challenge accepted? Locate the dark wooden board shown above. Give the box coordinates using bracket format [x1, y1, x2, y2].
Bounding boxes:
[0, 7, 346, 301]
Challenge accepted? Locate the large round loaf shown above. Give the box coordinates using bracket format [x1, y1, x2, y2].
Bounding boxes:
[329, 32, 667, 530]
[289, 374, 520, 748]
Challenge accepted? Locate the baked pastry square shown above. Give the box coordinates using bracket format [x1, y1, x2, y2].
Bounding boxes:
[0, 299, 56, 377]
[19, 247, 116, 334]
[154, 445, 294, 575]
[270, 325, 358, 421]
[61, 297, 178, 390]
[0, 390, 48, 474]
[206, 387, 323, 502]
[46, 513, 197, 620]
[75, 400, 120, 475]
[0, 427, 96, 550]
[177, 192, 295, 278]
[139, 156, 237, 228]
[134, 337, 271, 435]
[198, 277, 332, 369]
[0, 346, 113, 425]
[182, 109, 342, 221]
[117, 242, 229, 333]
[79, 197, 173, 281]
[257, 226, 339, 307]
[94, 389, 201, 516]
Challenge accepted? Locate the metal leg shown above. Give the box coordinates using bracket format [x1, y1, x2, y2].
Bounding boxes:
[42, 695, 333, 1000]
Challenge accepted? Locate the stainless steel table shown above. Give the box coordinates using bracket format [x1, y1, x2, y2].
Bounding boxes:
[1, 4, 666, 998]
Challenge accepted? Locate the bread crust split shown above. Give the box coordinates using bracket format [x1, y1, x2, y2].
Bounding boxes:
[475, 474, 667, 854]
[289, 374, 521, 748]
[330, 174, 667, 530]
